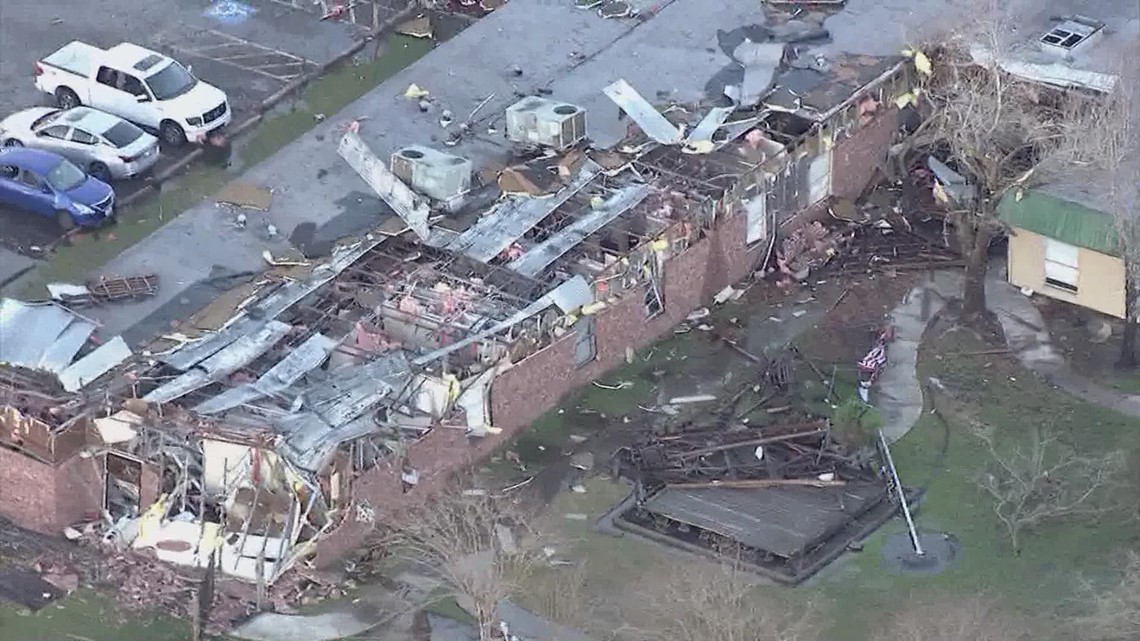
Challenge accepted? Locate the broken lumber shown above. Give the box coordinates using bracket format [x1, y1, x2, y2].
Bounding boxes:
[677, 428, 828, 460]
[665, 478, 847, 489]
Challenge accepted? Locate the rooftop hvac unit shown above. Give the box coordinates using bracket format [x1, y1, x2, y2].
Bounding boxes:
[390, 145, 472, 203]
[505, 97, 587, 150]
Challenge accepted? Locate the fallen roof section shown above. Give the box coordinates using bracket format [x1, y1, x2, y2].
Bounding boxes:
[604, 79, 684, 144]
[508, 183, 653, 277]
[144, 321, 293, 404]
[0, 299, 96, 374]
[447, 159, 603, 262]
[338, 130, 431, 240]
[193, 333, 340, 415]
[58, 336, 132, 393]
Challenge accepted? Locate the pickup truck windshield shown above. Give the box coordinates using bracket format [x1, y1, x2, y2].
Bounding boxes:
[145, 62, 197, 101]
[46, 159, 87, 191]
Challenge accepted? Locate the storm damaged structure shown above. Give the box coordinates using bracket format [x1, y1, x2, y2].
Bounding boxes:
[1, 0, 923, 585]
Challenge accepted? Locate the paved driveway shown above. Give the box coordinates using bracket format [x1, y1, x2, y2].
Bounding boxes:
[0, 0, 407, 253]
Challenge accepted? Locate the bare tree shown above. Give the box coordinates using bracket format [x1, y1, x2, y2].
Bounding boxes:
[630, 559, 820, 641]
[901, 0, 1096, 320]
[1040, 53, 1140, 367]
[969, 422, 1124, 553]
[381, 485, 541, 641]
[1074, 552, 1140, 641]
[875, 595, 1030, 641]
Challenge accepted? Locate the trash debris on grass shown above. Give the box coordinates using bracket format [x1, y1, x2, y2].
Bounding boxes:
[396, 14, 433, 39]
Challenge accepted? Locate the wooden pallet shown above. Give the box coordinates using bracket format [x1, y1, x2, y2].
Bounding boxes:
[84, 275, 160, 303]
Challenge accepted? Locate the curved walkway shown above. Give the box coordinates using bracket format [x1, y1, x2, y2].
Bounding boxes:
[878, 261, 1140, 444]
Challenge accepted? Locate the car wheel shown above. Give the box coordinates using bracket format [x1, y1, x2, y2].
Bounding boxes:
[2, 139, 22, 148]
[160, 121, 186, 147]
[55, 87, 81, 110]
[56, 210, 76, 231]
[88, 162, 112, 183]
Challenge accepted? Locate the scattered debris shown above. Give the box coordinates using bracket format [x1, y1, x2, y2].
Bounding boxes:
[216, 181, 272, 211]
[396, 14, 433, 39]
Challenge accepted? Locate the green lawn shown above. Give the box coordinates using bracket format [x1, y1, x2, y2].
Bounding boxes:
[0, 589, 190, 641]
[511, 323, 1140, 641]
[14, 34, 433, 298]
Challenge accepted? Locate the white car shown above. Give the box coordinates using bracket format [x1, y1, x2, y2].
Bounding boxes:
[0, 107, 160, 181]
[35, 41, 231, 147]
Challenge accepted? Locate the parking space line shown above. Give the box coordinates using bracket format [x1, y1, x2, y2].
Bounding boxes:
[158, 29, 315, 82]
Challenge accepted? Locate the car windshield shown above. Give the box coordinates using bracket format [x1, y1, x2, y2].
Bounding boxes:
[102, 121, 143, 148]
[46, 158, 87, 191]
[145, 62, 197, 101]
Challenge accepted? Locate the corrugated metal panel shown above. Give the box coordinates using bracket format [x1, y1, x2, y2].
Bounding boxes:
[0, 299, 88, 369]
[37, 320, 96, 374]
[305, 352, 412, 427]
[160, 237, 388, 371]
[602, 79, 683, 144]
[58, 335, 131, 392]
[281, 412, 378, 473]
[508, 184, 651, 277]
[144, 321, 292, 404]
[447, 160, 601, 263]
[193, 333, 338, 414]
[337, 131, 431, 240]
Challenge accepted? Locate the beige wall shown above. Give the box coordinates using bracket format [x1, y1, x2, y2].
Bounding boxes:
[1007, 227, 1126, 318]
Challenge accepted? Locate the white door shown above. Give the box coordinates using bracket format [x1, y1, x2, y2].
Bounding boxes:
[746, 196, 767, 245]
[808, 149, 832, 204]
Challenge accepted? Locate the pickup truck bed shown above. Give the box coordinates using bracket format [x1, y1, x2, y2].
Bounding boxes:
[41, 41, 101, 76]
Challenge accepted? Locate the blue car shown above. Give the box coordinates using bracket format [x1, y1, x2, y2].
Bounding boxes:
[0, 147, 115, 229]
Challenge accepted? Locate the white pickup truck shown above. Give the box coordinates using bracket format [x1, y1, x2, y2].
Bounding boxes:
[35, 41, 231, 147]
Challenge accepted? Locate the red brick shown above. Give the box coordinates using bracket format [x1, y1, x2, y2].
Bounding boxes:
[0, 447, 102, 534]
[831, 108, 900, 201]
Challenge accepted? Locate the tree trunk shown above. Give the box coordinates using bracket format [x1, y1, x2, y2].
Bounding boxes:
[1119, 278, 1139, 369]
[956, 212, 994, 321]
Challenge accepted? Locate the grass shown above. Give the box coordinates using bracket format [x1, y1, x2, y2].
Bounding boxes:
[510, 322, 1140, 641]
[1108, 370, 1140, 396]
[0, 589, 190, 641]
[12, 34, 433, 297]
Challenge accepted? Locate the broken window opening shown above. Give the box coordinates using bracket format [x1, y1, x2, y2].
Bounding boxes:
[574, 315, 597, 366]
[105, 451, 144, 519]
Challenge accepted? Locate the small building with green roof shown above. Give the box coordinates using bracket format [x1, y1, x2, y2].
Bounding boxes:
[998, 183, 1126, 319]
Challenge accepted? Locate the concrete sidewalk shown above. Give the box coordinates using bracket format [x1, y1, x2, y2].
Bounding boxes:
[986, 264, 1140, 418]
[876, 262, 1140, 446]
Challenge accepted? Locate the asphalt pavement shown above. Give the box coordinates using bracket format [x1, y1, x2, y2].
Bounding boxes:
[0, 0, 399, 254]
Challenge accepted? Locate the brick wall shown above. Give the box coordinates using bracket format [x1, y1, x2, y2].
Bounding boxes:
[830, 108, 900, 202]
[0, 447, 102, 534]
[315, 120, 893, 563]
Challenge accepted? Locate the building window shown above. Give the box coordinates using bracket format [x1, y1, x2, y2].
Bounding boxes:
[574, 316, 596, 366]
[1043, 238, 1079, 293]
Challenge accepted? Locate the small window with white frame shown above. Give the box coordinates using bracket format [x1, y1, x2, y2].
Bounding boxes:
[1039, 17, 1103, 51]
[1043, 238, 1079, 293]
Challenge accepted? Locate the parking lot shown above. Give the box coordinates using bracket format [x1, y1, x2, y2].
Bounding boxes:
[0, 0, 410, 253]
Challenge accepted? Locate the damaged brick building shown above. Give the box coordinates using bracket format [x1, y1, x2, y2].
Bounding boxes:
[1, 0, 920, 582]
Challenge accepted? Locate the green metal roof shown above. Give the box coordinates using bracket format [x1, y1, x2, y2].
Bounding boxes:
[998, 188, 1120, 256]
